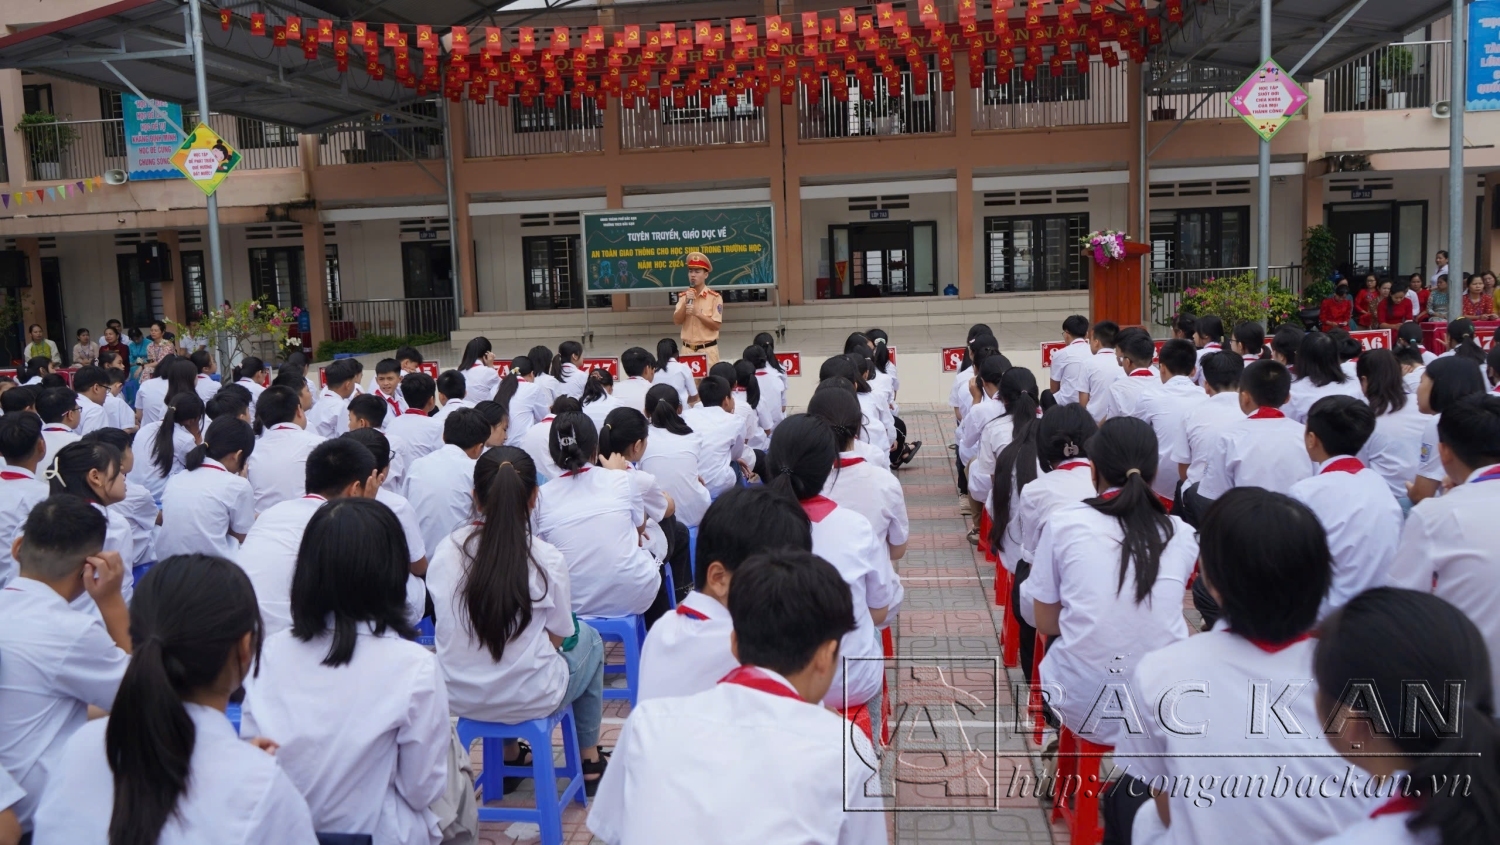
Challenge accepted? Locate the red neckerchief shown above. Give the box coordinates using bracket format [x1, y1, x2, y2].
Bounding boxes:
[800, 495, 837, 522]
[302, 494, 328, 503]
[383, 395, 400, 414]
[1320, 457, 1365, 475]
[755, 370, 769, 376]
[718, 665, 803, 702]
[1248, 407, 1285, 419]
[401, 409, 427, 416]
[837, 457, 864, 468]
[1471, 466, 1500, 485]
[0, 470, 32, 481]
[676, 604, 710, 620]
[1099, 488, 1175, 512]
[1232, 629, 1313, 654]
[1055, 460, 1090, 472]
[559, 466, 591, 478]
[42, 424, 71, 432]
[1243, 354, 1259, 363]
[1128, 368, 1153, 378]
[1202, 343, 1221, 351]
[270, 423, 300, 432]
[199, 461, 227, 473]
[1370, 794, 1422, 818]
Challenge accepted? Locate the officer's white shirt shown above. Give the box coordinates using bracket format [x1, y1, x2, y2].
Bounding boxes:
[804, 496, 901, 709]
[156, 459, 255, 560]
[133, 376, 169, 425]
[235, 494, 326, 636]
[968, 411, 1017, 510]
[0, 577, 129, 829]
[519, 414, 565, 482]
[1102, 368, 1159, 420]
[754, 369, 786, 429]
[1050, 338, 1092, 404]
[426, 528, 574, 722]
[111, 479, 158, 567]
[1171, 391, 1245, 487]
[463, 362, 501, 403]
[956, 393, 1004, 466]
[127, 421, 198, 503]
[502, 380, 551, 446]
[373, 486, 430, 625]
[103, 391, 134, 430]
[682, 404, 745, 497]
[305, 388, 350, 438]
[405, 444, 478, 557]
[535, 466, 660, 617]
[640, 427, 711, 528]
[75, 394, 108, 437]
[1289, 458, 1403, 619]
[1386, 464, 1500, 686]
[638, 591, 736, 703]
[386, 409, 444, 466]
[194, 373, 219, 404]
[39, 425, 78, 472]
[653, 360, 699, 403]
[609, 376, 653, 417]
[0, 469, 50, 586]
[1285, 375, 1365, 424]
[241, 627, 449, 845]
[1197, 409, 1314, 500]
[823, 453, 909, 554]
[1028, 501, 1197, 746]
[1134, 375, 1207, 501]
[730, 388, 770, 451]
[246, 423, 324, 513]
[33, 702, 318, 845]
[1083, 348, 1125, 422]
[582, 393, 621, 432]
[587, 668, 887, 845]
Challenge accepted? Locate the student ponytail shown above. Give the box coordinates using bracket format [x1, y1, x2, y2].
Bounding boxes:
[581, 367, 613, 406]
[463, 446, 544, 663]
[230, 356, 264, 384]
[754, 332, 783, 373]
[1085, 417, 1174, 604]
[866, 328, 891, 373]
[46, 441, 123, 505]
[733, 359, 761, 409]
[644, 384, 693, 436]
[184, 416, 255, 471]
[1448, 318, 1487, 366]
[154, 393, 204, 477]
[655, 338, 680, 367]
[1315, 588, 1500, 845]
[459, 337, 492, 372]
[106, 555, 262, 845]
[989, 369, 1044, 547]
[806, 385, 862, 451]
[598, 407, 648, 458]
[548, 411, 598, 473]
[766, 414, 837, 502]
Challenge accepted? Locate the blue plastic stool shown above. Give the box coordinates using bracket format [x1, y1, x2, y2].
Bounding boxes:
[457, 706, 587, 845]
[662, 562, 676, 610]
[225, 702, 242, 734]
[131, 561, 156, 585]
[415, 618, 435, 647]
[687, 525, 699, 583]
[581, 615, 646, 706]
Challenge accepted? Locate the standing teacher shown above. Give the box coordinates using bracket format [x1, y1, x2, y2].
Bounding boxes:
[673, 251, 723, 366]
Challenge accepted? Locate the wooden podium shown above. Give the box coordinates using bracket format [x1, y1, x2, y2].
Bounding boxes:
[1088, 242, 1151, 328]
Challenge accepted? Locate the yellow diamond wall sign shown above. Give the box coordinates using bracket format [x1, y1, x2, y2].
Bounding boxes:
[170, 123, 241, 196]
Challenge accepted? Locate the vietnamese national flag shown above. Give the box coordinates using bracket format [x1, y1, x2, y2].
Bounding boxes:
[250, 13, 266, 36]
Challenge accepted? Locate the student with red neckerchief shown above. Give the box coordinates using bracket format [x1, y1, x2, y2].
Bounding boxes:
[155, 417, 256, 561]
[1099, 328, 1159, 421]
[0, 413, 51, 587]
[809, 385, 908, 565]
[245, 386, 324, 513]
[1197, 360, 1314, 502]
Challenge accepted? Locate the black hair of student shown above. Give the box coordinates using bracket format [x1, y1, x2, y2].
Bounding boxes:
[1199, 351, 1245, 393]
[0, 411, 42, 463]
[1490, 345, 1500, 385]
[620, 347, 655, 378]
[1356, 349, 1407, 417]
[98, 350, 121, 368]
[473, 399, 508, 431]
[493, 370, 520, 414]
[818, 354, 859, 386]
[399, 372, 437, 411]
[728, 550, 857, 677]
[1199, 488, 1329, 642]
[581, 367, 614, 406]
[988, 368, 1044, 549]
[1085, 416, 1174, 604]
[1, 385, 36, 414]
[556, 339, 584, 369]
[732, 359, 762, 408]
[978, 352, 1010, 387]
[1116, 327, 1156, 367]
[73, 365, 109, 395]
[1090, 321, 1119, 349]
[1326, 327, 1362, 363]
[459, 336, 493, 371]
[461, 445, 543, 663]
[187, 349, 213, 375]
[1158, 338, 1197, 378]
[36, 386, 78, 424]
[375, 358, 401, 377]
[270, 367, 306, 394]
[655, 337, 680, 366]
[252, 385, 300, 435]
[153, 393, 204, 477]
[644, 383, 694, 436]
[1438, 394, 1500, 471]
[741, 343, 769, 370]
[151, 353, 176, 379]
[48, 441, 123, 505]
[707, 361, 738, 393]
[1396, 320, 1426, 352]
[527, 345, 553, 380]
[24, 356, 51, 380]
[865, 328, 891, 372]
[81, 426, 131, 456]
[1036, 403, 1098, 470]
[284, 351, 308, 370]
[1062, 314, 1090, 339]
[38, 374, 67, 390]
[697, 374, 732, 409]
[1446, 318, 1487, 366]
[548, 396, 582, 416]
[1306, 395, 1376, 457]
[105, 554, 263, 845]
[1395, 344, 1426, 369]
[183, 417, 255, 472]
[305, 438, 375, 498]
[766, 413, 837, 502]
[163, 359, 200, 405]
[968, 333, 999, 370]
[217, 383, 253, 407]
[958, 323, 994, 370]
[842, 332, 872, 355]
[291, 498, 415, 667]
[1195, 315, 1225, 344]
[753, 332, 784, 373]
[443, 408, 490, 450]
[1295, 332, 1349, 386]
[341, 427, 392, 473]
[17, 495, 107, 579]
[107, 368, 127, 387]
[597, 407, 648, 458]
[806, 384, 862, 450]
[436, 369, 467, 402]
[396, 345, 423, 365]
[1272, 324, 1305, 367]
[204, 390, 247, 422]
[347, 393, 388, 429]
[549, 411, 598, 473]
[1241, 360, 1293, 408]
[694, 486, 813, 592]
[321, 359, 355, 390]
[231, 355, 266, 383]
[847, 348, 879, 389]
[1426, 356, 1487, 414]
[1233, 321, 1266, 356]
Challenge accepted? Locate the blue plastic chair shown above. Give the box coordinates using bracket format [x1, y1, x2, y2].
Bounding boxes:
[457, 706, 587, 845]
[580, 615, 646, 707]
[415, 617, 435, 647]
[225, 702, 242, 734]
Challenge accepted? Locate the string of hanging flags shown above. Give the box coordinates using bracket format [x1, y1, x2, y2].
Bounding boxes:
[0, 178, 105, 213]
[212, 0, 1201, 109]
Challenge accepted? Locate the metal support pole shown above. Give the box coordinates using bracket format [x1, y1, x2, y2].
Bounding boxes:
[1448, 0, 1467, 321]
[187, 0, 224, 313]
[1139, 66, 1150, 306]
[440, 98, 464, 327]
[1256, 0, 1272, 284]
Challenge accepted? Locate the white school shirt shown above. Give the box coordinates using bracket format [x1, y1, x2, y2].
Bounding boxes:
[430, 395, 475, 425]
[957, 394, 1004, 466]
[754, 369, 786, 428]
[1196, 409, 1314, 500]
[653, 359, 699, 403]
[519, 414, 565, 482]
[1134, 375, 1208, 500]
[305, 387, 350, 438]
[235, 494, 326, 636]
[558, 362, 590, 399]
[370, 384, 406, 417]
[111, 479, 158, 567]
[134, 376, 168, 425]
[619, 465, 670, 561]
[156, 459, 256, 560]
[33, 703, 319, 845]
[1028, 502, 1197, 746]
[856, 390, 894, 456]
[426, 528, 574, 722]
[374, 486, 431, 625]
[1284, 376, 1365, 423]
[610, 376, 653, 416]
[0, 469, 50, 586]
[1314, 810, 1435, 845]
[640, 427, 712, 528]
[1386, 464, 1500, 687]
[0, 765, 20, 816]
[241, 627, 450, 845]
[236, 377, 267, 414]
[1115, 631, 1372, 845]
[127, 421, 197, 503]
[75, 394, 108, 436]
[502, 380, 551, 446]
[682, 404, 745, 497]
[1051, 338, 1092, 404]
[1415, 413, 1447, 484]
[533, 372, 563, 405]
[804, 496, 902, 709]
[1016, 459, 1097, 565]
[1083, 348, 1125, 422]
[1103, 368, 1159, 420]
[968, 411, 1017, 510]
[949, 366, 974, 419]
[67, 503, 135, 614]
[104, 391, 134, 430]
[823, 453, 909, 553]
[1402, 365, 1424, 395]
[463, 362, 500, 403]
[1190, 341, 1222, 386]
[582, 392, 621, 431]
[638, 591, 736, 703]
[246, 422, 324, 513]
[404, 444, 478, 556]
[1289, 457, 1403, 619]
[194, 373, 219, 404]
[534, 466, 660, 617]
[0, 577, 129, 829]
[869, 367, 898, 416]
[1171, 391, 1246, 487]
[39, 425, 79, 471]
[385, 409, 445, 466]
[730, 388, 769, 451]
[587, 668, 886, 845]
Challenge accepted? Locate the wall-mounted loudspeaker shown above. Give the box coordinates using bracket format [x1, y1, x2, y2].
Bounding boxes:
[1432, 101, 1452, 119]
[103, 169, 128, 185]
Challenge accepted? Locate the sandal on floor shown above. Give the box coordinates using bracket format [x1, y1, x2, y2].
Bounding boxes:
[967, 528, 980, 546]
[501, 740, 532, 795]
[583, 749, 610, 797]
[899, 440, 922, 466]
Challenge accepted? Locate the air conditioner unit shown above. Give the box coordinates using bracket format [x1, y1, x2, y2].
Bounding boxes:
[1432, 100, 1452, 119]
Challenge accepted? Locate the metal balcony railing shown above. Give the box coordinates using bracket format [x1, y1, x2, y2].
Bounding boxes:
[1148, 265, 1304, 328]
[799, 65, 954, 139]
[1325, 41, 1450, 113]
[1147, 62, 1242, 121]
[621, 94, 767, 149]
[318, 102, 445, 166]
[17, 113, 300, 181]
[973, 58, 1128, 130]
[465, 96, 603, 158]
[328, 297, 457, 339]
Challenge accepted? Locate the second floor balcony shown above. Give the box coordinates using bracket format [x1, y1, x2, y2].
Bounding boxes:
[799, 64, 954, 140]
[1325, 40, 1451, 113]
[16, 113, 301, 183]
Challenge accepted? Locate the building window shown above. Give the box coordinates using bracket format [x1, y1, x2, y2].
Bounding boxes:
[236, 117, 297, 148]
[662, 93, 758, 124]
[116, 253, 159, 327]
[248, 246, 307, 311]
[1150, 207, 1250, 270]
[509, 94, 603, 134]
[22, 83, 53, 115]
[984, 213, 1090, 293]
[827, 221, 939, 297]
[524, 235, 611, 309]
[982, 55, 1091, 104]
[99, 90, 127, 157]
[181, 250, 206, 317]
[324, 244, 341, 304]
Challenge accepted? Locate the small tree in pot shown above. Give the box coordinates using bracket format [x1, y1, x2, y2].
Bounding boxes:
[14, 112, 80, 180]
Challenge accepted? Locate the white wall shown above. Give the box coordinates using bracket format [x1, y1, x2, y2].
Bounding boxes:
[799, 192, 959, 300]
[331, 220, 404, 301]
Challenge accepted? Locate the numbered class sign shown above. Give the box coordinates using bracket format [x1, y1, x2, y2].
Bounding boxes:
[775, 351, 802, 376]
[581, 358, 620, 378]
[940, 346, 967, 373]
[679, 354, 709, 377]
[1348, 329, 1394, 352]
[493, 360, 514, 377]
[418, 362, 439, 378]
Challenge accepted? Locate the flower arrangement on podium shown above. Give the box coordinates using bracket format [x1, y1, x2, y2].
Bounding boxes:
[1081, 230, 1131, 268]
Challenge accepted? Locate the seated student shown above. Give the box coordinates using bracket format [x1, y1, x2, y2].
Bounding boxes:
[433, 369, 475, 424]
[70, 366, 110, 437]
[550, 340, 589, 399]
[245, 385, 323, 513]
[458, 337, 499, 403]
[848, 351, 900, 460]
[49, 441, 139, 610]
[1395, 320, 1437, 367]
[638, 487, 812, 703]
[1270, 323, 1304, 370]
[0, 497, 129, 836]
[809, 387, 909, 562]
[82, 428, 158, 575]
[232, 355, 269, 412]
[496, 360, 549, 447]
[580, 367, 620, 431]
[472, 399, 509, 448]
[406, 408, 486, 556]
[269, 366, 314, 416]
[815, 359, 887, 467]
[1288, 396, 1402, 618]
[370, 357, 407, 415]
[1100, 328, 1160, 421]
[612, 347, 657, 415]
[1230, 320, 1266, 363]
[305, 358, 357, 438]
[187, 350, 220, 404]
[342, 428, 428, 624]
[652, 338, 700, 407]
[21, 356, 51, 387]
[0, 413, 50, 587]
[743, 343, 786, 430]
[641, 385, 712, 529]
[130, 394, 205, 510]
[1112, 488, 1364, 845]
[1171, 352, 1245, 506]
[1197, 360, 1313, 501]
[1082, 320, 1125, 423]
[348, 392, 407, 491]
[598, 408, 685, 609]
[767, 414, 901, 714]
[236, 439, 377, 635]
[426, 446, 609, 793]
[1408, 357, 1487, 505]
[241, 499, 454, 844]
[528, 345, 562, 405]
[1191, 315, 1225, 384]
[156, 417, 256, 561]
[712, 362, 766, 472]
[205, 385, 250, 423]
[1284, 332, 1365, 423]
[733, 359, 774, 448]
[534, 412, 660, 618]
[386, 371, 444, 464]
[587, 550, 886, 845]
[393, 346, 421, 376]
[1386, 395, 1500, 684]
[1328, 328, 1363, 380]
[1133, 338, 1207, 502]
[948, 325, 993, 425]
[31, 554, 318, 845]
[1029, 417, 1198, 748]
[36, 387, 81, 469]
[1312, 589, 1500, 845]
[681, 375, 747, 495]
[519, 396, 576, 482]
[103, 368, 134, 432]
[1354, 349, 1427, 499]
[956, 354, 1011, 477]
[1049, 314, 1093, 406]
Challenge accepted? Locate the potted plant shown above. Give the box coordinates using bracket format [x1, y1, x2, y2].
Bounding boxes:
[1376, 46, 1413, 108]
[14, 112, 79, 181]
